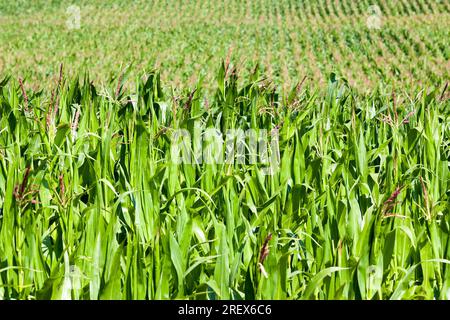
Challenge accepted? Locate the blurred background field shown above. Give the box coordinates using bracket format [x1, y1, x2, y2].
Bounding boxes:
[0, 0, 449, 301]
[0, 0, 449, 91]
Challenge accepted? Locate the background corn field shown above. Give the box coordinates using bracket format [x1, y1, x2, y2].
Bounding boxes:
[0, 66, 449, 299]
[0, 0, 449, 300]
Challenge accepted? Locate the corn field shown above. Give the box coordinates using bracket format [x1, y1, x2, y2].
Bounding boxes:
[0, 64, 449, 299]
[0, 0, 449, 89]
[0, 0, 449, 301]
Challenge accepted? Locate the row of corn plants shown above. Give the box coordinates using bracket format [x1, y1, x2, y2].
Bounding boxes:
[0, 65, 449, 299]
[1, 0, 448, 90]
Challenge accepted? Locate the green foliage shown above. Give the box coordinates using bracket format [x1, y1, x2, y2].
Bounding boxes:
[0, 66, 448, 300]
[0, 0, 449, 89]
